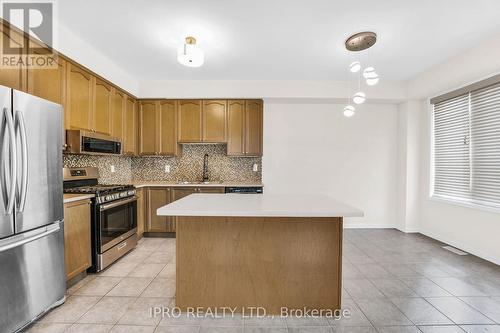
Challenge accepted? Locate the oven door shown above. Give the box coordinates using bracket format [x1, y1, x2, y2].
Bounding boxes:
[98, 196, 137, 253]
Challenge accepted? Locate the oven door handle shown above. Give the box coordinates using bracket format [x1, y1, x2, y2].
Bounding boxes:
[99, 196, 137, 211]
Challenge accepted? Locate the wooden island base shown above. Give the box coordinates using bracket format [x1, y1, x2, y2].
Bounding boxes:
[176, 216, 343, 314]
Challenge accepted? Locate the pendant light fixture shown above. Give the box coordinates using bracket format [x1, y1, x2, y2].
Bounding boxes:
[177, 36, 204, 67]
[343, 31, 380, 116]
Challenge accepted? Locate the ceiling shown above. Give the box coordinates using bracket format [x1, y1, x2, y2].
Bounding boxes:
[57, 0, 500, 81]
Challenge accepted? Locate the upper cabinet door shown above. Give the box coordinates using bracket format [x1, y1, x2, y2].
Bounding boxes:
[66, 63, 93, 131]
[139, 101, 157, 155]
[227, 100, 245, 156]
[158, 100, 177, 156]
[178, 100, 202, 142]
[203, 100, 227, 143]
[27, 53, 67, 150]
[111, 89, 125, 139]
[27, 53, 66, 105]
[123, 97, 137, 155]
[245, 100, 263, 156]
[0, 23, 27, 91]
[93, 79, 112, 135]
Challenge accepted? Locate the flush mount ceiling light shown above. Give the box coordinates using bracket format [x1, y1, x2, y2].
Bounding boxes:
[177, 36, 204, 67]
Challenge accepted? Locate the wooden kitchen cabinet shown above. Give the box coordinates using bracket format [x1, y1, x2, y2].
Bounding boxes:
[199, 187, 225, 194]
[63, 199, 92, 281]
[112, 89, 125, 139]
[203, 100, 227, 142]
[139, 100, 157, 155]
[245, 100, 264, 156]
[123, 96, 138, 155]
[94, 79, 113, 135]
[227, 100, 245, 155]
[66, 62, 94, 131]
[171, 187, 197, 202]
[147, 187, 174, 233]
[178, 99, 227, 143]
[227, 99, 263, 156]
[28, 53, 67, 150]
[136, 188, 145, 238]
[158, 100, 177, 155]
[177, 100, 202, 142]
[172, 186, 224, 199]
[27, 52, 66, 105]
[0, 22, 27, 91]
[139, 100, 177, 156]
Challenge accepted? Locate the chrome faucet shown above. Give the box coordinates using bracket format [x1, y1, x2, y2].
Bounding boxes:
[202, 153, 209, 182]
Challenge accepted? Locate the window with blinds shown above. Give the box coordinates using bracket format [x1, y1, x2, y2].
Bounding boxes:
[432, 81, 500, 209]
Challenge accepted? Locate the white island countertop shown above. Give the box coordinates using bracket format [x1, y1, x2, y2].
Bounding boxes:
[157, 193, 363, 218]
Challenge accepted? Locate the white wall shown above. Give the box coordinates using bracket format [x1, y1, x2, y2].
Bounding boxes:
[404, 35, 500, 264]
[57, 24, 139, 95]
[262, 102, 399, 228]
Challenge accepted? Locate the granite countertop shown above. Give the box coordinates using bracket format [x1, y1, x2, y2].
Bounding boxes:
[63, 193, 95, 204]
[157, 193, 363, 218]
[131, 181, 263, 188]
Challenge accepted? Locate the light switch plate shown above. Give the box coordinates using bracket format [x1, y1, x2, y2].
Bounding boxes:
[165, 165, 171, 173]
[252, 163, 259, 172]
[110, 165, 116, 173]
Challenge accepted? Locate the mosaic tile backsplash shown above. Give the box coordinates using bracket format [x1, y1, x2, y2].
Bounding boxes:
[63, 144, 262, 184]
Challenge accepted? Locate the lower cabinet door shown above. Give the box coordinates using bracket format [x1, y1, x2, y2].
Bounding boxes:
[147, 187, 172, 232]
[63, 199, 92, 280]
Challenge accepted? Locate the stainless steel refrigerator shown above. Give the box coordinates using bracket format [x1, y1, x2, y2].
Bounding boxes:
[0, 85, 65, 333]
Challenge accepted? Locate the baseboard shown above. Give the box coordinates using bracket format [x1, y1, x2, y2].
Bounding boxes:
[419, 228, 500, 266]
[343, 223, 394, 229]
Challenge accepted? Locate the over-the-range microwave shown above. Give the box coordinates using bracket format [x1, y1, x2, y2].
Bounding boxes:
[66, 130, 122, 155]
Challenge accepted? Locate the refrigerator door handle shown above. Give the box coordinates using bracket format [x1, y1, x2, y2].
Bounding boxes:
[15, 110, 28, 212]
[0, 222, 60, 253]
[2, 107, 16, 215]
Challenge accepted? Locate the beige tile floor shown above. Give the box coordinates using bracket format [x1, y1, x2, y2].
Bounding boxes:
[25, 230, 500, 333]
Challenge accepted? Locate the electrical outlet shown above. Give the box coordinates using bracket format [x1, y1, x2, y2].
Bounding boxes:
[110, 165, 116, 173]
[252, 163, 259, 172]
[165, 165, 171, 173]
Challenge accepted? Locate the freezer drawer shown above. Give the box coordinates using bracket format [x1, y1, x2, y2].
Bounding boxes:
[0, 221, 66, 333]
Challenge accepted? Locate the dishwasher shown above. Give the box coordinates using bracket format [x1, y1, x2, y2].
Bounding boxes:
[224, 187, 263, 194]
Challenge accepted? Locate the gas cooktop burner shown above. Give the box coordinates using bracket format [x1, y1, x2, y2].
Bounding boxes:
[64, 184, 134, 195]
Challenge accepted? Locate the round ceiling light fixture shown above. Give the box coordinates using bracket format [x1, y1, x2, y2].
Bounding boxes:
[343, 105, 356, 117]
[352, 91, 366, 104]
[345, 31, 377, 52]
[177, 36, 204, 67]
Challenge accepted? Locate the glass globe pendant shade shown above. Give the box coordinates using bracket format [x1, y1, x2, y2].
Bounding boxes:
[363, 66, 377, 79]
[366, 75, 380, 86]
[177, 37, 204, 67]
[349, 61, 361, 73]
[343, 105, 355, 117]
[352, 91, 366, 104]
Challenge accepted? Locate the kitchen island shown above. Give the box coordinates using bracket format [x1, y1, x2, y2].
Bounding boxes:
[157, 193, 363, 314]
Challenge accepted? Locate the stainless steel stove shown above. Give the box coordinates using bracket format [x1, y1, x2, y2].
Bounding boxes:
[63, 167, 137, 272]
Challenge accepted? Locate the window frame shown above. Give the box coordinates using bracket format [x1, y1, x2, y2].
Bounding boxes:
[429, 75, 500, 214]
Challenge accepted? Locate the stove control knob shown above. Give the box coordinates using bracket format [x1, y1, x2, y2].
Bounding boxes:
[105, 195, 112, 201]
[128, 190, 135, 196]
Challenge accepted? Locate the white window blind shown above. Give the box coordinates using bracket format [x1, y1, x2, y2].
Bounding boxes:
[433, 94, 470, 200]
[470, 83, 500, 206]
[432, 81, 500, 209]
